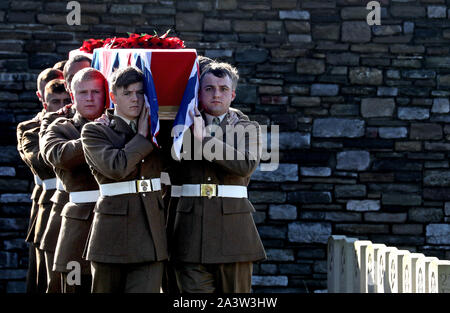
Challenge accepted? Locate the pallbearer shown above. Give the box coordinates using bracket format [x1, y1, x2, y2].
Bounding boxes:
[42, 68, 106, 293]
[81, 66, 168, 293]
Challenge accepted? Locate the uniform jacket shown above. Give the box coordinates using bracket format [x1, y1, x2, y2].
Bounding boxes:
[17, 116, 43, 242]
[81, 109, 168, 264]
[170, 108, 266, 264]
[41, 112, 99, 273]
[21, 115, 56, 245]
[38, 109, 74, 252]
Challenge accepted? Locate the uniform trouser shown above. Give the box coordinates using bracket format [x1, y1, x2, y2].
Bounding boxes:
[174, 262, 253, 293]
[26, 243, 38, 293]
[43, 251, 61, 293]
[91, 261, 164, 293]
[35, 248, 48, 293]
[61, 272, 92, 294]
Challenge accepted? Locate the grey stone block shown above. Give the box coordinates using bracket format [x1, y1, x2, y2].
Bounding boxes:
[361, 98, 395, 118]
[398, 107, 430, 120]
[252, 275, 289, 286]
[427, 6, 447, 18]
[300, 167, 331, 177]
[342, 21, 371, 43]
[0, 167, 16, 176]
[266, 248, 295, 261]
[310, 84, 339, 96]
[378, 127, 408, 139]
[268, 204, 297, 220]
[288, 222, 332, 243]
[278, 132, 311, 149]
[288, 191, 332, 204]
[296, 58, 325, 75]
[346, 200, 380, 212]
[235, 48, 268, 63]
[335, 184, 366, 198]
[426, 224, 450, 244]
[336, 150, 370, 171]
[349, 67, 383, 85]
[279, 10, 310, 20]
[432, 98, 450, 113]
[424, 170, 450, 186]
[313, 118, 365, 138]
[251, 164, 298, 182]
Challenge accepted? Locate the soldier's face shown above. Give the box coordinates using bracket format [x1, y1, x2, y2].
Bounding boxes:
[44, 91, 71, 112]
[112, 82, 145, 121]
[199, 73, 236, 116]
[73, 78, 105, 120]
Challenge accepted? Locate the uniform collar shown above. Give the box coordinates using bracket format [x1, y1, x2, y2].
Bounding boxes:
[73, 112, 90, 128]
[106, 109, 134, 135]
[113, 109, 137, 126]
[204, 111, 227, 126]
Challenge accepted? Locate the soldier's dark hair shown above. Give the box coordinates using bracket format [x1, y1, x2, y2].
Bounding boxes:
[198, 55, 214, 74]
[53, 60, 67, 71]
[110, 66, 144, 94]
[63, 55, 92, 80]
[37, 68, 64, 98]
[44, 79, 68, 101]
[200, 61, 239, 90]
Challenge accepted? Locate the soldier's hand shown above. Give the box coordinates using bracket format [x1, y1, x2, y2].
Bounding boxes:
[56, 103, 72, 115]
[138, 105, 149, 137]
[94, 113, 110, 126]
[189, 106, 205, 141]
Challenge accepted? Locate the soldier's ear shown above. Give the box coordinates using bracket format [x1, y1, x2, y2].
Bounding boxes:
[42, 101, 48, 110]
[36, 91, 43, 102]
[70, 92, 74, 104]
[231, 90, 236, 102]
[109, 91, 116, 104]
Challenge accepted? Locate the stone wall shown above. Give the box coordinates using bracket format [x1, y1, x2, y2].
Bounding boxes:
[1, 0, 450, 293]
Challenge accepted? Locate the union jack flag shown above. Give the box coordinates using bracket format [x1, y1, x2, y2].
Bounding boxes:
[91, 48, 199, 158]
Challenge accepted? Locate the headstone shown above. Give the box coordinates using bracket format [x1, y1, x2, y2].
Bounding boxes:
[436, 260, 450, 293]
[327, 235, 347, 293]
[384, 247, 399, 293]
[372, 243, 387, 293]
[410, 253, 426, 293]
[424, 257, 439, 293]
[340, 237, 358, 293]
[397, 250, 412, 293]
[353, 240, 374, 293]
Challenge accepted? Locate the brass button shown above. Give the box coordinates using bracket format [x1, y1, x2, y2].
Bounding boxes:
[142, 193, 146, 197]
[207, 177, 211, 181]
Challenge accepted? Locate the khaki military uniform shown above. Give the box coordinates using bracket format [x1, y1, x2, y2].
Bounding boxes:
[21, 112, 58, 293]
[171, 109, 266, 293]
[81, 109, 168, 293]
[41, 111, 98, 293]
[16, 116, 44, 293]
[38, 108, 75, 293]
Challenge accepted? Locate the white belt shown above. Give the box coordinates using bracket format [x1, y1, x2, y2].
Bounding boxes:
[100, 178, 161, 197]
[171, 185, 182, 197]
[69, 190, 100, 204]
[34, 175, 43, 186]
[56, 178, 65, 191]
[181, 184, 247, 199]
[160, 172, 171, 186]
[42, 178, 57, 190]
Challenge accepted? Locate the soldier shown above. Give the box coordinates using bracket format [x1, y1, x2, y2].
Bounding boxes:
[38, 56, 92, 292]
[19, 68, 64, 293]
[81, 66, 168, 293]
[170, 62, 266, 293]
[41, 68, 107, 293]
[53, 60, 67, 72]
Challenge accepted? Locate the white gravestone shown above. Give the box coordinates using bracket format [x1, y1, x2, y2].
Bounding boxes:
[327, 235, 347, 293]
[397, 250, 412, 293]
[353, 240, 374, 293]
[384, 247, 398, 293]
[340, 237, 359, 293]
[410, 253, 425, 293]
[372, 243, 386, 293]
[436, 260, 450, 293]
[424, 257, 438, 293]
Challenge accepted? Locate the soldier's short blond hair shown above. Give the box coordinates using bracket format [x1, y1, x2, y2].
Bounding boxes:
[71, 67, 106, 94]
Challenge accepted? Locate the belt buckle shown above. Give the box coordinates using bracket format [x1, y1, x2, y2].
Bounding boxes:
[136, 179, 152, 193]
[201, 184, 216, 199]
